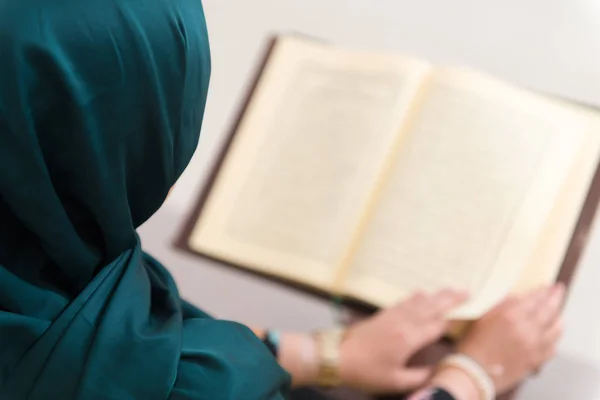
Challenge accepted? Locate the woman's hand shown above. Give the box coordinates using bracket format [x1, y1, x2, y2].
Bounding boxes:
[458, 284, 565, 394]
[339, 289, 468, 393]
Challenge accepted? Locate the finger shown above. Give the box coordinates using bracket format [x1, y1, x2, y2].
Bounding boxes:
[426, 289, 469, 319]
[534, 284, 565, 328]
[542, 316, 563, 346]
[394, 291, 437, 320]
[519, 286, 551, 314]
[390, 291, 428, 318]
[395, 367, 435, 391]
[419, 320, 450, 346]
[419, 291, 469, 344]
[537, 318, 562, 365]
[393, 291, 427, 311]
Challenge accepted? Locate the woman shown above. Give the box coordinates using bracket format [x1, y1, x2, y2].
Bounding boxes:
[0, 0, 563, 399]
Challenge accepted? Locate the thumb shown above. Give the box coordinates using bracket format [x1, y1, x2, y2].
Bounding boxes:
[396, 366, 435, 390]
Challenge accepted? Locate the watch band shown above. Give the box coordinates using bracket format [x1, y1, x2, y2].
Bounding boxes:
[262, 330, 281, 358]
[314, 328, 345, 387]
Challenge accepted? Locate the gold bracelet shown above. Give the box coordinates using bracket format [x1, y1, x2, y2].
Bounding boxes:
[314, 328, 345, 388]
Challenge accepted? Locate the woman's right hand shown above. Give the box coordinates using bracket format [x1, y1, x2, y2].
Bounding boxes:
[458, 284, 565, 394]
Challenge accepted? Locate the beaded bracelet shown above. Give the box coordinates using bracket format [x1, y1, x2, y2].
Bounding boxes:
[437, 354, 495, 400]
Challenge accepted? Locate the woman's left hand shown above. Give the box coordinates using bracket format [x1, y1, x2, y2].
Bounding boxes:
[339, 289, 468, 393]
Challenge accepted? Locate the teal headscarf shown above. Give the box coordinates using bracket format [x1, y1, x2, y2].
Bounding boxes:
[0, 0, 289, 398]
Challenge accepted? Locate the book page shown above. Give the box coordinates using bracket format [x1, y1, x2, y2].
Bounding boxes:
[188, 36, 433, 290]
[344, 68, 595, 318]
[512, 114, 600, 294]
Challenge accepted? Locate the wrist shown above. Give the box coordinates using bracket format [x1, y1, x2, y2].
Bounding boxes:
[278, 329, 348, 389]
[458, 345, 505, 390]
[279, 332, 319, 387]
[338, 328, 360, 388]
[436, 354, 496, 400]
[314, 328, 345, 387]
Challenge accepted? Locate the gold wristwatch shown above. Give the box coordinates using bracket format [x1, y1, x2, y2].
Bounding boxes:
[314, 328, 345, 387]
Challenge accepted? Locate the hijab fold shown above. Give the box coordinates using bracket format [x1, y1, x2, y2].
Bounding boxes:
[0, 0, 289, 398]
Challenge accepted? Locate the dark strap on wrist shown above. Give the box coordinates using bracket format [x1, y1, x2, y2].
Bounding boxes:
[405, 388, 456, 400]
[261, 330, 279, 358]
[432, 388, 456, 400]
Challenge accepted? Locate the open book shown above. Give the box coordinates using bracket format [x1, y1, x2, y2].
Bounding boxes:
[179, 35, 600, 319]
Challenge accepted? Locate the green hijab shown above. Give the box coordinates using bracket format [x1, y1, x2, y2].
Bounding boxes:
[0, 0, 289, 398]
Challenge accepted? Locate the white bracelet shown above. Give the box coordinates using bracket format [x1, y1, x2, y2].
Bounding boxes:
[439, 354, 495, 400]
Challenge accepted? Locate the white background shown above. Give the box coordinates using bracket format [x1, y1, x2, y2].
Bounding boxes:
[140, 1, 600, 398]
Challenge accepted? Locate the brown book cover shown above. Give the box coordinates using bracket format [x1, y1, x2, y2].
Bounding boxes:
[175, 36, 600, 399]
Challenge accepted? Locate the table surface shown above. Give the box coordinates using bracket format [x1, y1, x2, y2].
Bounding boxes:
[140, 1, 600, 398]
